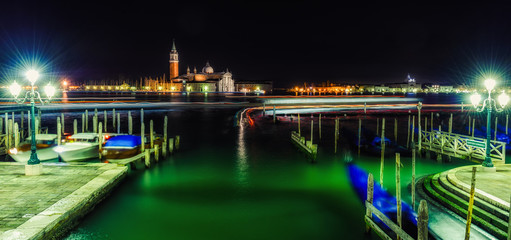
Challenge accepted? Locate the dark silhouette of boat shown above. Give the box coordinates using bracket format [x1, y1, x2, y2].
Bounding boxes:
[347, 162, 418, 237]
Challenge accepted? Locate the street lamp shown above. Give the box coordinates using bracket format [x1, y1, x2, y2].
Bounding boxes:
[8, 70, 56, 170]
[470, 78, 508, 168]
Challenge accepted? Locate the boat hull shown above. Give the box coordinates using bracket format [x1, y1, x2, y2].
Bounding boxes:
[55, 143, 99, 162]
[9, 147, 59, 163]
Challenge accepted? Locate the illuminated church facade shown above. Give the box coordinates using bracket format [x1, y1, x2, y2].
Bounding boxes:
[169, 41, 235, 92]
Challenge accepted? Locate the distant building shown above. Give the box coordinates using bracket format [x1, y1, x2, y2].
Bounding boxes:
[169, 41, 235, 92]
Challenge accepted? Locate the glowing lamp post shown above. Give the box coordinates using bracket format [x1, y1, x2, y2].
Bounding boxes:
[9, 70, 56, 173]
[470, 79, 509, 169]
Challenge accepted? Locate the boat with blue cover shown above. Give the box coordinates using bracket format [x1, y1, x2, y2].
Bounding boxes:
[347, 163, 419, 237]
[101, 135, 142, 160]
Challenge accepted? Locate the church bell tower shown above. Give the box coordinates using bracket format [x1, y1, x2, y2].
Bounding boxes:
[169, 39, 179, 79]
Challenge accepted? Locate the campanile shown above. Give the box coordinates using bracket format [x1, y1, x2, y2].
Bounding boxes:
[169, 40, 179, 79]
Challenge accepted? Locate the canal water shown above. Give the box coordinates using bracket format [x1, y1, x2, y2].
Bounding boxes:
[59, 105, 473, 240]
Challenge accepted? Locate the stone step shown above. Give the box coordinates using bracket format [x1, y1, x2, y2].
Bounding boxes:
[438, 171, 509, 222]
[424, 174, 507, 239]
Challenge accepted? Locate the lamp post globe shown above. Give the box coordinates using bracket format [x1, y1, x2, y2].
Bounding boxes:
[472, 79, 509, 169]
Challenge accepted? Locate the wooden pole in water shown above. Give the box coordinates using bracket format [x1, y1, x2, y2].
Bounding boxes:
[168, 138, 174, 154]
[57, 119, 61, 146]
[417, 200, 429, 240]
[175, 135, 180, 150]
[162, 141, 167, 158]
[141, 122, 145, 152]
[394, 118, 398, 143]
[61, 113, 65, 135]
[449, 113, 453, 134]
[365, 173, 374, 233]
[358, 118, 361, 156]
[364, 102, 367, 114]
[273, 105, 276, 123]
[98, 122, 103, 159]
[468, 116, 471, 135]
[263, 103, 266, 116]
[461, 102, 464, 112]
[117, 113, 121, 134]
[380, 118, 385, 188]
[376, 118, 380, 137]
[495, 116, 498, 141]
[412, 148, 416, 211]
[154, 145, 159, 162]
[164, 115, 168, 145]
[74, 119, 78, 134]
[113, 109, 116, 129]
[335, 118, 339, 153]
[20, 111, 24, 140]
[82, 113, 85, 133]
[4, 113, 8, 147]
[407, 115, 411, 148]
[7, 119, 12, 149]
[141, 108, 144, 125]
[104, 110, 107, 132]
[14, 122, 19, 148]
[144, 149, 150, 168]
[93, 115, 98, 133]
[506, 114, 509, 135]
[298, 113, 301, 136]
[411, 115, 415, 148]
[396, 153, 402, 240]
[85, 110, 89, 131]
[128, 111, 133, 135]
[310, 119, 314, 144]
[425, 117, 428, 133]
[430, 112, 433, 132]
[465, 167, 477, 240]
[94, 108, 98, 122]
[472, 119, 475, 137]
[150, 119, 154, 149]
[319, 114, 322, 140]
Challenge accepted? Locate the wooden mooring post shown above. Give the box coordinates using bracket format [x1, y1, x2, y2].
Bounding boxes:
[150, 120, 154, 149]
[73, 119, 78, 135]
[128, 111, 133, 135]
[85, 110, 89, 131]
[472, 119, 475, 138]
[113, 109, 116, 129]
[358, 118, 361, 156]
[365, 170, 428, 240]
[273, 105, 276, 123]
[319, 114, 322, 140]
[506, 114, 509, 135]
[93, 115, 98, 133]
[57, 118, 61, 146]
[310, 119, 313, 145]
[494, 117, 498, 141]
[407, 115, 411, 148]
[141, 122, 145, 152]
[468, 116, 471, 135]
[61, 113, 65, 135]
[418, 200, 429, 240]
[396, 153, 402, 240]
[82, 113, 85, 133]
[14, 122, 19, 148]
[117, 113, 121, 134]
[335, 118, 339, 153]
[380, 118, 385, 188]
[298, 113, 301, 136]
[104, 110, 107, 132]
[465, 167, 477, 240]
[412, 148, 416, 211]
[411, 116, 415, 149]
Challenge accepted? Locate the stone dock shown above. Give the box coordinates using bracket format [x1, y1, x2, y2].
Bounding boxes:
[422, 164, 511, 239]
[0, 162, 127, 240]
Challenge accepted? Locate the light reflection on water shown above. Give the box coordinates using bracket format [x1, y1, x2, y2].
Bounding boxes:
[236, 122, 249, 193]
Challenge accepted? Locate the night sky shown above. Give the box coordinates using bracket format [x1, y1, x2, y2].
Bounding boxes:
[2, 2, 511, 87]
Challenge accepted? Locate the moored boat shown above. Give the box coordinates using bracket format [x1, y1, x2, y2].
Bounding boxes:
[53, 133, 100, 162]
[8, 134, 59, 163]
[101, 135, 142, 161]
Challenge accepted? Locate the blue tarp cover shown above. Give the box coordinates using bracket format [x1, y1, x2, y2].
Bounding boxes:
[104, 135, 142, 148]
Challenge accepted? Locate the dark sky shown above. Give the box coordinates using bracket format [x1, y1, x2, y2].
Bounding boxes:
[2, 2, 511, 87]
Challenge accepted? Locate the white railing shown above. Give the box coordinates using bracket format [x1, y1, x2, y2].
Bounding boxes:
[420, 130, 506, 162]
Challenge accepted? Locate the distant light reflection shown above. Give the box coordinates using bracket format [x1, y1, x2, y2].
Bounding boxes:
[236, 117, 249, 192]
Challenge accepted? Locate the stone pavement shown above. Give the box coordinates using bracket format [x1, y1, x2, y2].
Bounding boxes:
[451, 164, 511, 210]
[0, 162, 127, 239]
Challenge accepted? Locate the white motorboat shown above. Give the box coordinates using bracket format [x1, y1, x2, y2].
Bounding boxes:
[53, 133, 100, 162]
[8, 134, 59, 163]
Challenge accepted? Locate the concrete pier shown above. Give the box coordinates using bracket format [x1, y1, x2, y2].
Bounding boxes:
[0, 162, 127, 239]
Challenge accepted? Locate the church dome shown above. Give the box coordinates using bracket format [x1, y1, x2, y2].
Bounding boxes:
[202, 61, 214, 74]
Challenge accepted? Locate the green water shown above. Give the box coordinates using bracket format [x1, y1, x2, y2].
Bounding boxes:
[65, 108, 471, 240]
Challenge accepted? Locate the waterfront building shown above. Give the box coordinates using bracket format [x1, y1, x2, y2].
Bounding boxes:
[83, 83, 134, 91]
[169, 41, 235, 92]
